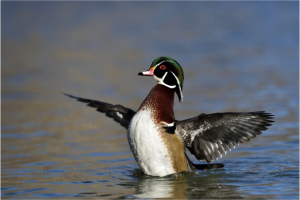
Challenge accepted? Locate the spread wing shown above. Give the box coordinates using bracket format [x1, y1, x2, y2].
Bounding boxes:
[63, 93, 136, 129]
[175, 111, 274, 163]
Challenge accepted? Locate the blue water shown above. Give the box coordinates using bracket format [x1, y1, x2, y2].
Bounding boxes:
[2, 1, 299, 199]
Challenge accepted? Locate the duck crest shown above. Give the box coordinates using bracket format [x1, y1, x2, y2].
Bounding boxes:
[138, 84, 175, 125]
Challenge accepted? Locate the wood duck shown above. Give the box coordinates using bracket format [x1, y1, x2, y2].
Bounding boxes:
[64, 56, 274, 177]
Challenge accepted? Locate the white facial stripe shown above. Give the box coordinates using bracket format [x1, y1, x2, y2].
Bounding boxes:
[154, 72, 176, 89]
[153, 63, 183, 101]
[161, 71, 168, 81]
[154, 60, 174, 67]
[170, 71, 183, 100]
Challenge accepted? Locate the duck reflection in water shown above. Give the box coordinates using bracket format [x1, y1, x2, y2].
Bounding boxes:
[119, 170, 242, 199]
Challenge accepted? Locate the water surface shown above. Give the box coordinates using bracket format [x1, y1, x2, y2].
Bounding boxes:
[2, 1, 299, 199]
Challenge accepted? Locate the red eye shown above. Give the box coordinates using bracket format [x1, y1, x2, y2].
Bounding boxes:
[160, 65, 166, 70]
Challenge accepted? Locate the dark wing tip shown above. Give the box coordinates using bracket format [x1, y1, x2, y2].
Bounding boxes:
[61, 91, 74, 98]
[252, 111, 275, 124]
[61, 92, 83, 101]
[253, 111, 274, 118]
[62, 92, 105, 106]
[62, 92, 136, 129]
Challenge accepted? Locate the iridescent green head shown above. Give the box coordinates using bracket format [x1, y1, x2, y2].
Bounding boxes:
[138, 57, 184, 102]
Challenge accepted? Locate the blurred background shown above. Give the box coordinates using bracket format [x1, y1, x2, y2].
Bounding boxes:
[2, 1, 299, 199]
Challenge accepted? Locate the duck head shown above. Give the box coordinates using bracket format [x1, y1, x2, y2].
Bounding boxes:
[138, 57, 184, 102]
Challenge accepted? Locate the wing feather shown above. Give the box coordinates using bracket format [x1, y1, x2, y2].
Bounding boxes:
[176, 111, 274, 163]
[63, 93, 136, 129]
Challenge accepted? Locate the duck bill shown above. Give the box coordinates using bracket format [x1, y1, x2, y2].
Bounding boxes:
[138, 67, 156, 76]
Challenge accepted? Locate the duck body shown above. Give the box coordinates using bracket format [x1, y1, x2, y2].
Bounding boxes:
[64, 56, 274, 177]
[128, 85, 189, 176]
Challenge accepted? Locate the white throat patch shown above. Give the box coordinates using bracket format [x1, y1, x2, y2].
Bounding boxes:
[154, 72, 176, 89]
[154, 71, 183, 101]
